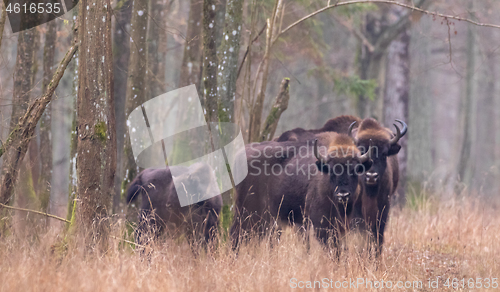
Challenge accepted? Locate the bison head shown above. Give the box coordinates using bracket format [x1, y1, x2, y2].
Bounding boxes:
[313, 134, 373, 203]
[348, 118, 407, 189]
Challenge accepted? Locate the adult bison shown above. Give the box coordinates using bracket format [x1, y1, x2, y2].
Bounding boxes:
[347, 117, 407, 255]
[230, 132, 373, 250]
[126, 162, 222, 246]
[276, 115, 407, 255]
[304, 134, 374, 253]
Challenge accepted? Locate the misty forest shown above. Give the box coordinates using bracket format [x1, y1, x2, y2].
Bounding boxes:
[0, 0, 500, 291]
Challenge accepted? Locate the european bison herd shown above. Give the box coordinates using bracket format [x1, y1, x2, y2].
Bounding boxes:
[126, 115, 407, 256]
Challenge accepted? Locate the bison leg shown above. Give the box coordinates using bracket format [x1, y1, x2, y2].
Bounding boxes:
[373, 206, 389, 257]
[365, 205, 389, 258]
[203, 208, 220, 244]
[229, 207, 260, 251]
[135, 209, 162, 248]
[315, 228, 341, 259]
[229, 220, 241, 251]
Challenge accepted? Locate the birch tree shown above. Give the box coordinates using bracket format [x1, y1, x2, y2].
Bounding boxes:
[202, 0, 219, 123]
[217, 0, 244, 123]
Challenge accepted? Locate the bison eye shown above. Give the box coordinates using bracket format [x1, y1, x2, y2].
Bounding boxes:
[315, 161, 330, 173]
[355, 164, 366, 175]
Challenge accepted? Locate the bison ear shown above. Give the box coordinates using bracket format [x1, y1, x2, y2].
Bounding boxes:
[315, 160, 329, 173]
[388, 143, 401, 156]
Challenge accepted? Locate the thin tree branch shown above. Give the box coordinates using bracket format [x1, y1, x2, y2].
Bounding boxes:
[0, 202, 71, 223]
[110, 235, 147, 249]
[236, 23, 267, 80]
[0, 202, 147, 248]
[274, 0, 500, 47]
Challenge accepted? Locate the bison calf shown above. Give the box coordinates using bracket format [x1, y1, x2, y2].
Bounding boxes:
[126, 162, 222, 247]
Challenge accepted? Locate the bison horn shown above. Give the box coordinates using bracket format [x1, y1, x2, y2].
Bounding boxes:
[313, 139, 328, 164]
[358, 143, 373, 163]
[348, 121, 357, 139]
[395, 119, 408, 137]
[389, 123, 402, 145]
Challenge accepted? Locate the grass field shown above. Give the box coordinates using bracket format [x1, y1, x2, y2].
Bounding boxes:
[0, 193, 499, 292]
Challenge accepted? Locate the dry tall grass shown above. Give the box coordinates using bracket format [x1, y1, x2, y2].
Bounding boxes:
[0, 194, 499, 292]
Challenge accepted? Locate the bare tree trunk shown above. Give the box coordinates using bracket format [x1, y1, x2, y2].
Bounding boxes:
[76, 0, 116, 250]
[26, 29, 41, 196]
[407, 18, 433, 189]
[169, 0, 204, 169]
[458, 7, 477, 188]
[179, 0, 203, 89]
[146, 0, 167, 99]
[0, 25, 38, 206]
[217, 0, 244, 123]
[202, 0, 220, 123]
[11, 27, 40, 233]
[113, 0, 132, 213]
[121, 0, 149, 196]
[475, 44, 497, 194]
[155, 0, 168, 94]
[67, 93, 78, 223]
[471, 2, 495, 194]
[67, 9, 79, 222]
[383, 13, 409, 207]
[496, 31, 500, 196]
[39, 20, 57, 213]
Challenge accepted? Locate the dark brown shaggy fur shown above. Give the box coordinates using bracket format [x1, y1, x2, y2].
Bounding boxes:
[231, 132, 372, 251]
[276, 115, 405, 255]
[126, 163, 222, 246]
